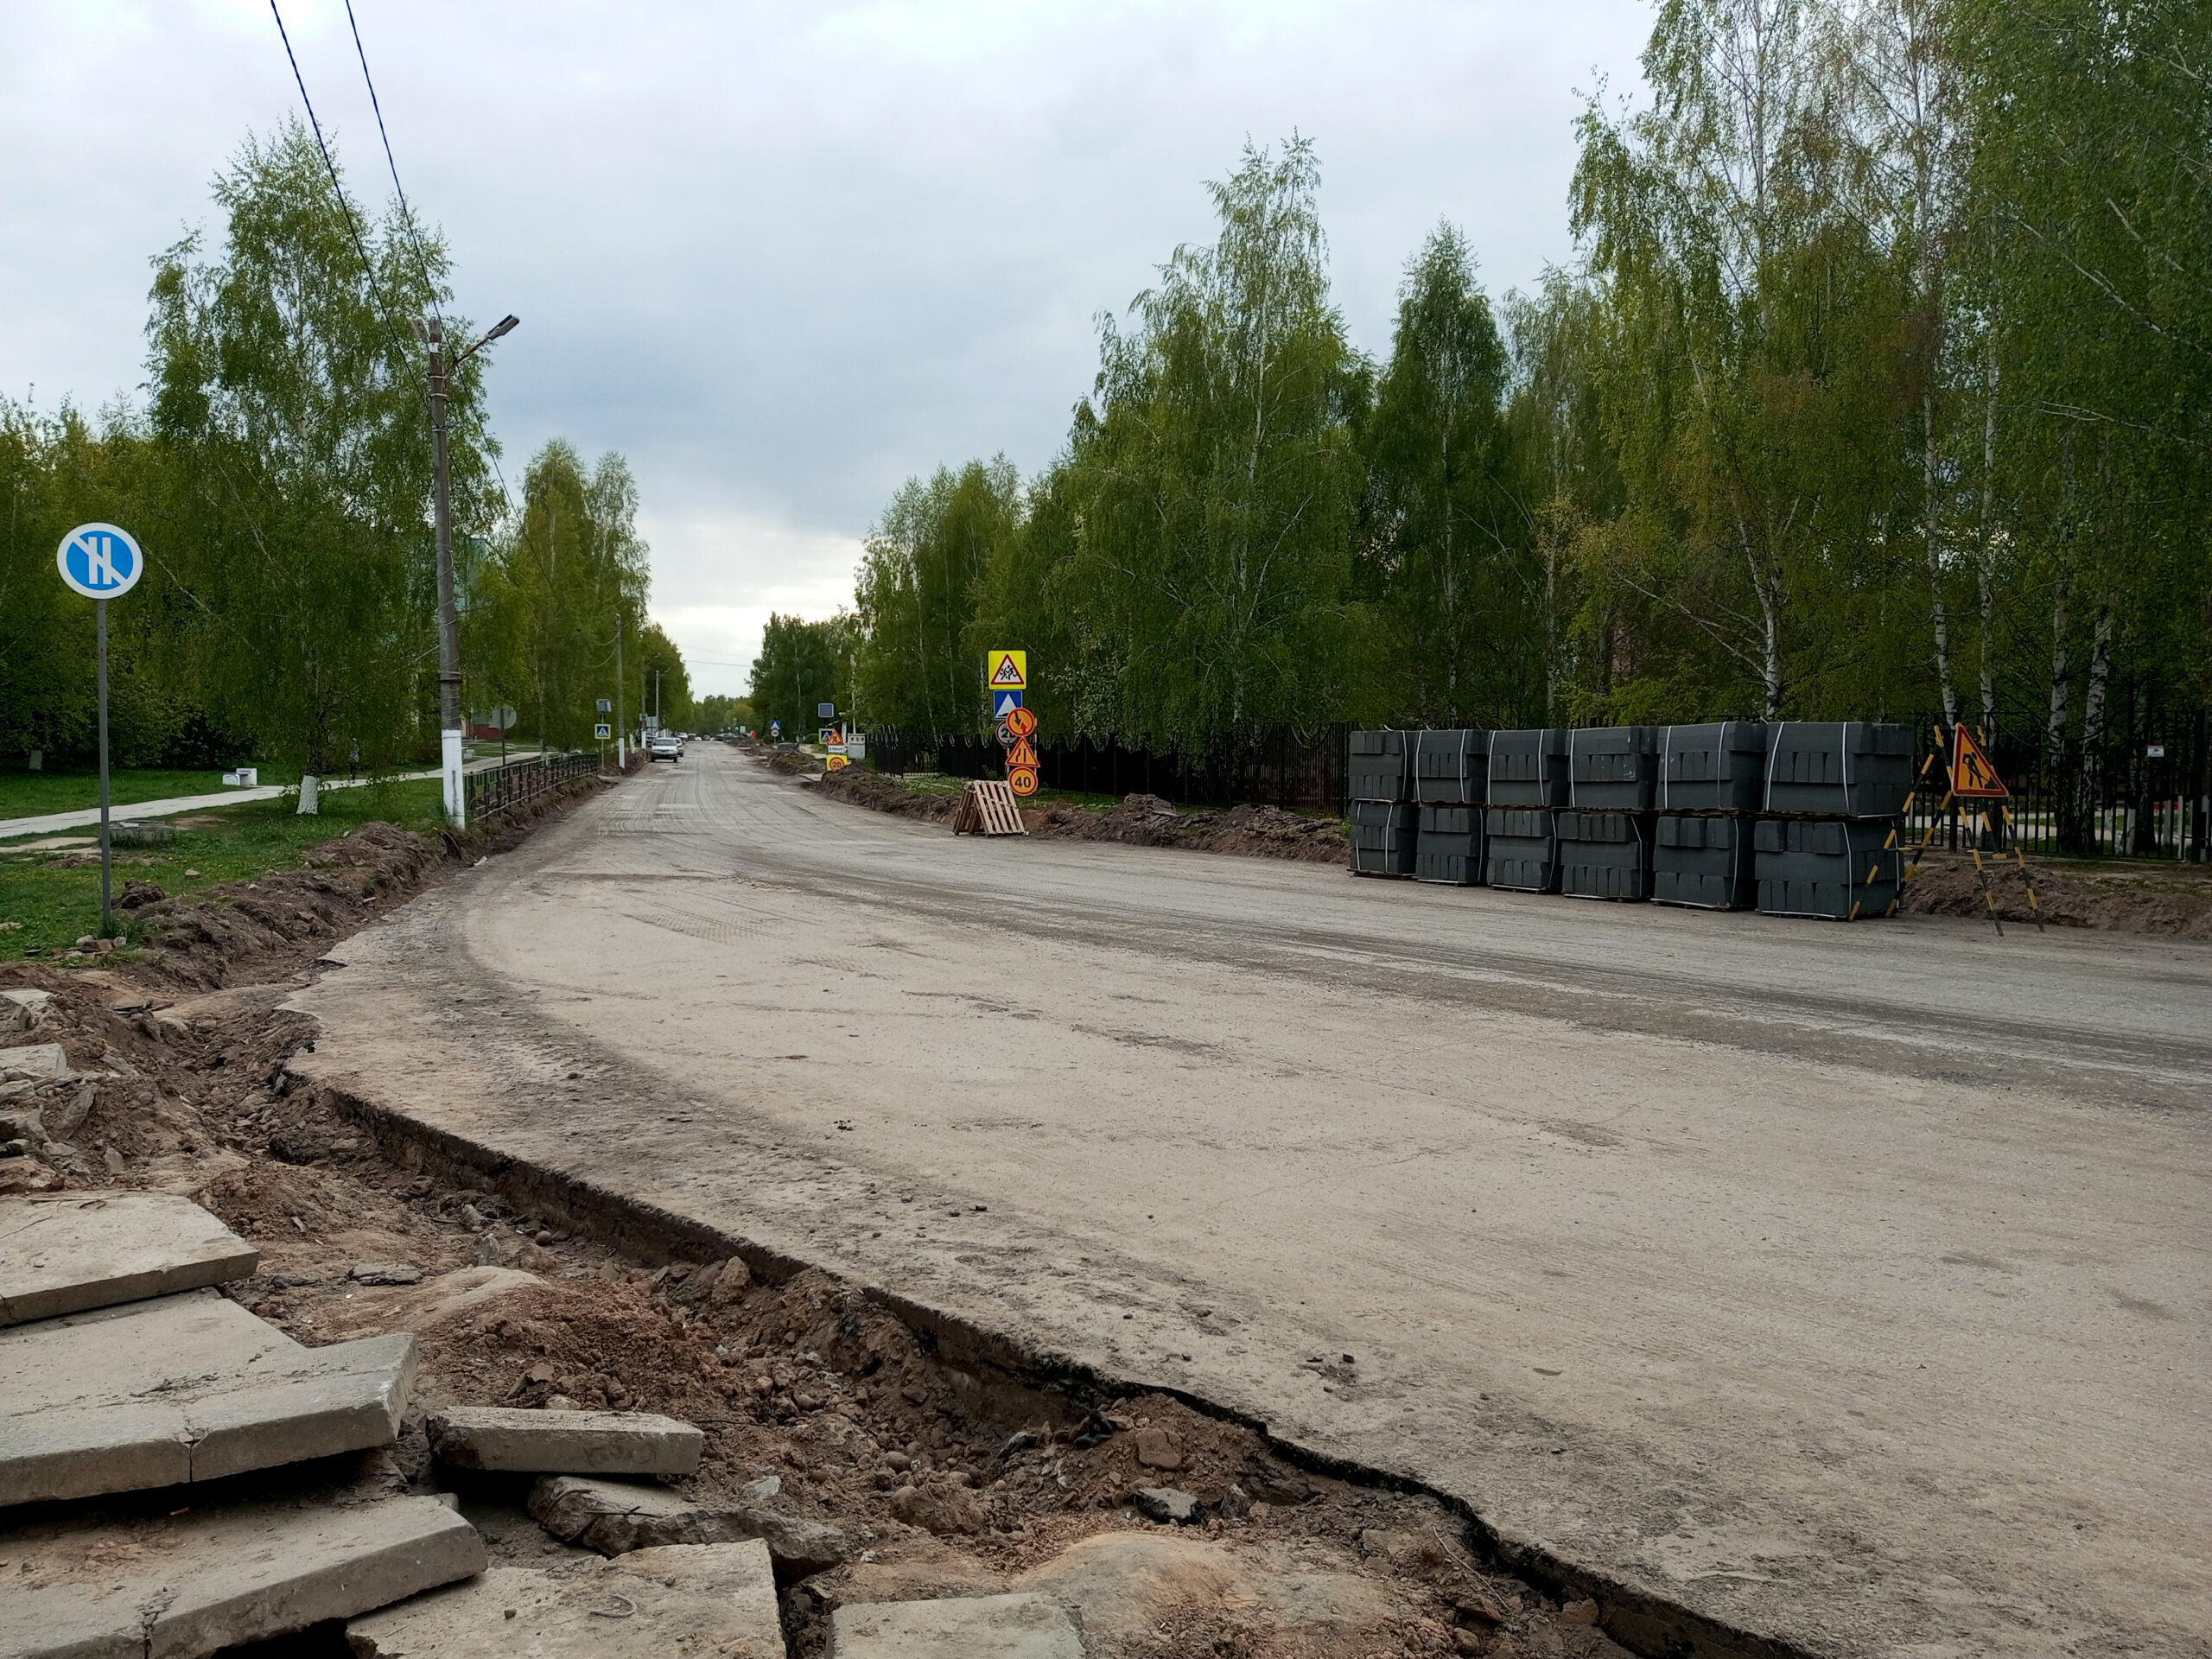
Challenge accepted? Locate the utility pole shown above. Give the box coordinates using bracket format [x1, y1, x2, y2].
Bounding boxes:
[614, 616, 627, 767]
[421, 311, 519, 827]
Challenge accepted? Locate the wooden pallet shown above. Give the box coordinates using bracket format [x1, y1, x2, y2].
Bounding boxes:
[951, 779, 1028, 836]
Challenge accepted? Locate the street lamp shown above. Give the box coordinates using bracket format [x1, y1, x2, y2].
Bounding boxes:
[421, 313, 519, 827]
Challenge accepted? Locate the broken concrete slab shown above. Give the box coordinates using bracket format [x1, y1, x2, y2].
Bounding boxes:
[1, 1190, 259, 1325]
[345, 1541, 781, 1658]
[1129, 1485, 1201, 1523]
[528, 1474, 846, 1580]
[0, 1494, 484, 1659]
[429, 1405, 702, 1477]
[828, 1592, 1084, 1659]
[0, 1043, 71, 1081]
[0, 1287, 416, 1504]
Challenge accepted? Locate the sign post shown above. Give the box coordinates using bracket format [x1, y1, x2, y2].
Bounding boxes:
[55, 524, 145, 938]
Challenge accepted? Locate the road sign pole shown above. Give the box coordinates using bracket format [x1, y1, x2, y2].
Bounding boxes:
[97, 596, 113, 937]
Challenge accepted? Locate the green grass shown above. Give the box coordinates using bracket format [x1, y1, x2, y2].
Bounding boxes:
[0, 778, 443, 962]
[0, 764, 301, 820]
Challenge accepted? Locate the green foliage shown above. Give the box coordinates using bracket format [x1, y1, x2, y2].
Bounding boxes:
[146, 121, 499, 774]
[469, 442, 648, 748]
[635, 622, 695, 731]
[853, 460, 1020, 735]
[748, 613, 849, 737]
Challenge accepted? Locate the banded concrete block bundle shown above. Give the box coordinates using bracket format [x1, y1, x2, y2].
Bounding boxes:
[1763, 721, 1913, 819]
[1349, 728, 1412, 804]
[1349, 729, 1414, 877]
[1484, 730, 1567, 892]
[1562, 727, 1657, 899]
[1557, 810, 1652, 899]
[1412, 728, 1491, 805]
[1414, 804, 1484, 886]
[1351, 800, 1419, 877]
[1753, 818, 1904, 919]
[1484, 807, 1560, 892]
[1654, 816, 1758, 910]
[1757, 722, 1911, 918]
[1654, 721, 1770, 910]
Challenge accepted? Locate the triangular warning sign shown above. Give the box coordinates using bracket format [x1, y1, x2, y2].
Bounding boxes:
[989, 652, 1026, 688]
[1948, 726, 2008, 798]
[1006, 736, 1039, 769]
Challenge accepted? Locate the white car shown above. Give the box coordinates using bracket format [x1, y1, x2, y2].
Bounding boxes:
[649, 734, 681, 763]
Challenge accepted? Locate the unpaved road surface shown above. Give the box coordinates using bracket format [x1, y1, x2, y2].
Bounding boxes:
[296, 744, 2212, 1657]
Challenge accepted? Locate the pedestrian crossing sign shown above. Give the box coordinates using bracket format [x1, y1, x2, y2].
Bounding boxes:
[1948, 726, 2007, 798]
[994, 690, 1023, 718]
[594, 722, 612, 740]
[988, 650, 1027, 690]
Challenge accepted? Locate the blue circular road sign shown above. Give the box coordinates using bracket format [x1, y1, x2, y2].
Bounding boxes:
[56, 523, 144, 599]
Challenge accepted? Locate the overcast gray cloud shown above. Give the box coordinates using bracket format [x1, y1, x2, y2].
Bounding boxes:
[2, 0, 1650, 694]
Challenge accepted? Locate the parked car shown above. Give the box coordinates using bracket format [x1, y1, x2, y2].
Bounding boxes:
[649, 734, 681, 763]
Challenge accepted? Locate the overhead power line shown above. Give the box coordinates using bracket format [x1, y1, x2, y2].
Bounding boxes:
[344, 0, 442, 327]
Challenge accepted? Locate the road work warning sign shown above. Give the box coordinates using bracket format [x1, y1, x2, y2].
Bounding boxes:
[1006, 736, 1039, 770]
[988, 650, 1027, 690]
[1948, 727, 2007, 798]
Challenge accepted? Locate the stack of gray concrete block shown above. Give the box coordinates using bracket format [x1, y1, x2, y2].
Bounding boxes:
[1484, 729, 1569, 891]
[1653, 721, 1770, 909]
[1559, 726, 1658, 899]
[1349, 729, 1416, 878]
[1756, 721, 1913, 918]
[1412, 728, 1489, 886]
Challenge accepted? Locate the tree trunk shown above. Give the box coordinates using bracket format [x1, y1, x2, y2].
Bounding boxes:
[2076, 598, 2113, 854]
[1976, 359, 1999, 743]
[1924, 387, 1957, 727]
[2046, 562, 2074, 847]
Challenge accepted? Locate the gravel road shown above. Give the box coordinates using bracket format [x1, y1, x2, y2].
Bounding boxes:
[294, 742, 2212, 1657]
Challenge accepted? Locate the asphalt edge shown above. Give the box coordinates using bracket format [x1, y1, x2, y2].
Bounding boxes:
[308, 1065, 1813, 1659]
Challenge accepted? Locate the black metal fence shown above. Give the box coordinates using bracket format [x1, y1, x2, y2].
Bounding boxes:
[1901, 709, 2209, 861]
[864, 707, 2211, 861]
[465, 751, 600, 821]
[866, 724, 1352, 812]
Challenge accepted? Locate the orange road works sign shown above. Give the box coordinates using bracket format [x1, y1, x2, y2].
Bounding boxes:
[1003, 705, 1038, 740]
[1006, 736, 1039, 769]
[1948, 726, 2008, 798]
[1007, 765, 1039, 797]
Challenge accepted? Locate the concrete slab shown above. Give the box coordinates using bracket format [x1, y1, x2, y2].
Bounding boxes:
[528, 1474, 845, 1580]
[345, 1541, 781, 1658]
[428, 1404, 702, 1476]
[0, 1191, 259, 1325]
[0, 1044, 70, 1081]
[829, 1593, 1084, 1659]
[0, 1494, 484, 1659]
[0, 1288, 416, 1504]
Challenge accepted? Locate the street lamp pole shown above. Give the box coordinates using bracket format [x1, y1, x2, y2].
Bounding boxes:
[423, 312, 518, 828]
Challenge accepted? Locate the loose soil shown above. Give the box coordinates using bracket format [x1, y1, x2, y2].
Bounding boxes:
[788, 746, 1350, 865]
[1900, 848, 2212, 938]
[0, 779, 1625, 1658]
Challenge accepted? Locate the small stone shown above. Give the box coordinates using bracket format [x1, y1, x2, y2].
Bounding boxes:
[350, 1262, 425, 1287]
[1129, 1486, 1201, 1524]
[1132, 1426, 1182, 1470]
[534, 1229, 554, 1246]
[1560, 1598, 1600, 1626]
[103, 1146, 128, 1174]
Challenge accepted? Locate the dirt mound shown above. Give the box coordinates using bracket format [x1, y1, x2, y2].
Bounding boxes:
[1028, 792, 1347, 863]
[302, 819, 438, 888]
[814, 766, 957, 823]
[1903, 854, 2212, 938]
[797, 754, 1351, 866]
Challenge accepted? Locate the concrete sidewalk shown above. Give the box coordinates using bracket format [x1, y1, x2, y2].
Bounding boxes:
[0, 754, 530, 841]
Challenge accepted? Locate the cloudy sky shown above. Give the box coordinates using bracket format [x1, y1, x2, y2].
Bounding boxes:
[3, 1, 1652, 695]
